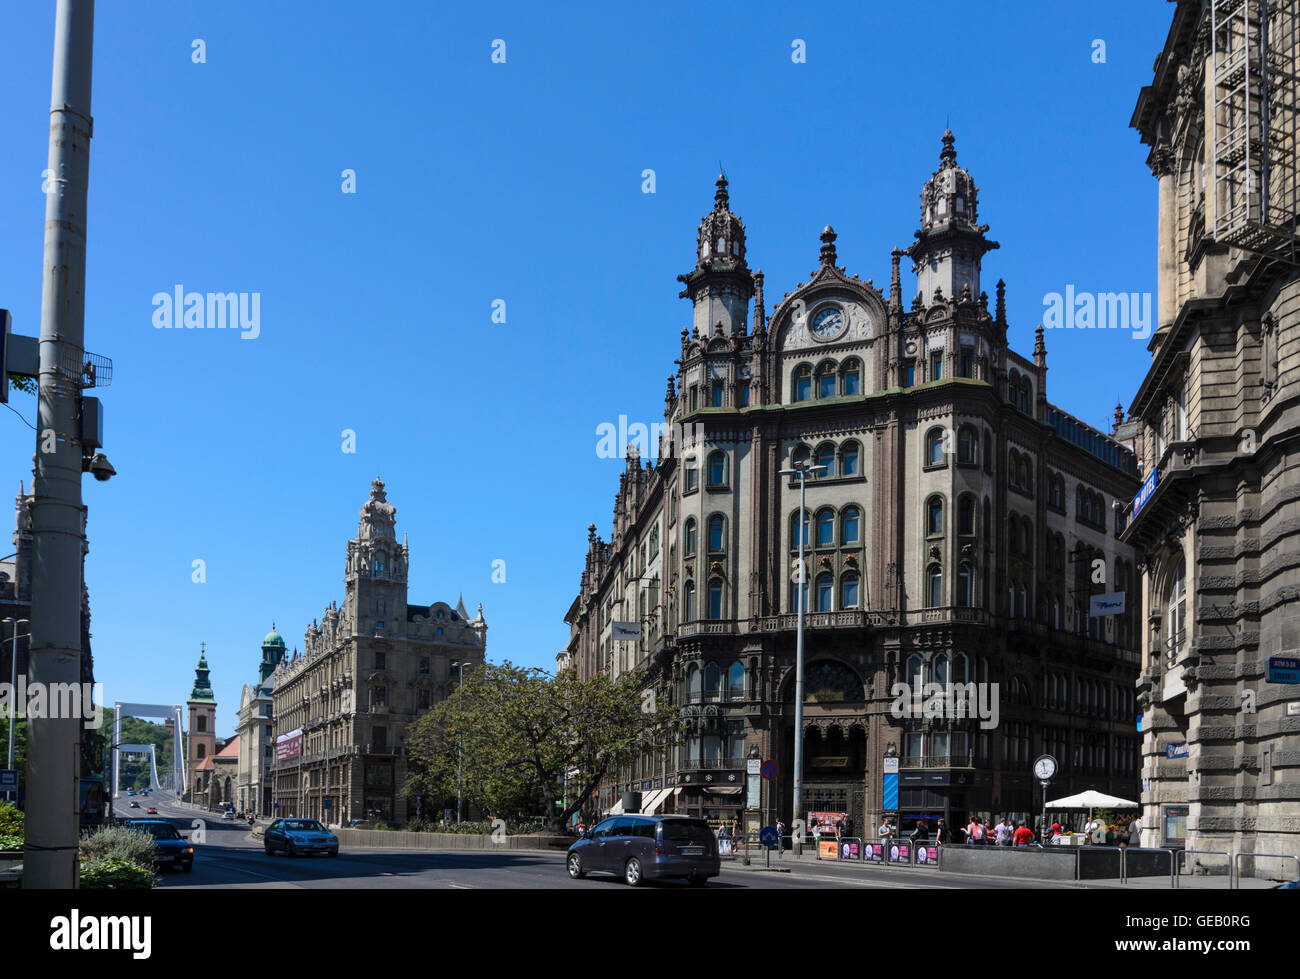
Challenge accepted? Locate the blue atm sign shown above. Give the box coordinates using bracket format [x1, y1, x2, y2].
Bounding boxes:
[1132, 467, 1158, 519]
[1267, 657, 1300, 684]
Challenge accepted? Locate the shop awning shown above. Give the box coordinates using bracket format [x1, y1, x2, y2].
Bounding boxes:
[640, 788, 667, 814]
[702, 786, 742, 797]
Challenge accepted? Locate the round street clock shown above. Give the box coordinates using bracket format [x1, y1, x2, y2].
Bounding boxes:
[1033, 754, 1058, 782]
[810, 305, 845, 340]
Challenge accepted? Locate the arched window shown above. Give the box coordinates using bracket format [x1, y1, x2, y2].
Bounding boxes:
[953, 653, 969, 682]
[958, 494, 975, 536]
[1009, 449, 1021, 488]
[683, 581, 696, 621]
[728, 661, 745, 700]
[815, 573, 834, 611]
[842, 506, 860, 544]
[817, 361, 838, 399]
[1167, 558, 1186, 661]
[708, 578, 724, 619]
[1008, 519, 1021, 554]
[708, 514, 725, 552]
[684, 517, 697, 555]
[707, 451, 727, 486]
[815, 443, 835, 478]
[841, 572, 860, 608]
[702, 660, 722, 696]
[927, 564, 943, 607]
[793, 365, 812, 402]
[816, 508, 835, 546]
[1008, 369, 1021, 402]
[792, 444, 811, 469]
[840, 440, 860, 477]
[958, 426, 977, 464]
[791, 509, 810, 549]
[933, 653, 950, 685]
[926, 428, 946, 466]
[1021, 457, 1033, 494]
[927, 497, 944, 536]
[687, 664, 701, 702]
[984, 431, 993, 473]
[906, 655, 923, 686]
[957, 563, 973, 606]
[841, 359, 861, 396]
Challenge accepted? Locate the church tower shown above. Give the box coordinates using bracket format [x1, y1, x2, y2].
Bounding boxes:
[259, 624, 286, 684]
[907, 130, 999, 304]
[343, 478, 409, 638]
[676, 174, 754, 338]
[186, 650, 217, 800]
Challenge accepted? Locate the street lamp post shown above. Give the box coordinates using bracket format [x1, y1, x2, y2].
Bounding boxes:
[777, 461, 825, 856]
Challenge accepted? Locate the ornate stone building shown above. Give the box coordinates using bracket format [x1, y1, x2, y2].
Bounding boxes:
[236, 626, 285, 816]
[1126, 0, 1300, 869]
[270, 479, 486, 825]
[568, 136, 1142, 837]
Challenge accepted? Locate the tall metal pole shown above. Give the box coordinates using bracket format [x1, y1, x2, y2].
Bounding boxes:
[456, 661, 463, 823]
[792, 472, 807, 856]
[25, 0, 95, 890]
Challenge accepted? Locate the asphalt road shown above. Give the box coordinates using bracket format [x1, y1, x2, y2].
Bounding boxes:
[122, 797, 1072, 889]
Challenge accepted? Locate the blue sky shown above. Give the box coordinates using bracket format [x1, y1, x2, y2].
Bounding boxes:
[0, 0, 1172, 735]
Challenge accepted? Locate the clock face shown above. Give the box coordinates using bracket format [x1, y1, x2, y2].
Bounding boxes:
[810, 306, 845, 340]
[1033, 755, 1057, 780]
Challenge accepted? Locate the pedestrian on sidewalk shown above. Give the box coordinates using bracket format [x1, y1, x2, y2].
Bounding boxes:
[877, 817, 894, 849]
[1128, 814, 1143, 848]
[1013, 822, 1035, 847]
[936, 818, 950, 845]
[966, 816, 978, 845]
[994, 816, 1012, 846]
[776, 818, 786, 854]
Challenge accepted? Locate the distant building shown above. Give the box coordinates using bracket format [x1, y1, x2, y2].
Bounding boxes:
[236, 626, 285, 816]
[270, 479, 486, 825]
[194, 736, 239, 810]
[185, 652, 217, 802]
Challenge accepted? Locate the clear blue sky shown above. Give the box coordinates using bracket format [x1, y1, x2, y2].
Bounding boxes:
[0, 1, 1173, 735]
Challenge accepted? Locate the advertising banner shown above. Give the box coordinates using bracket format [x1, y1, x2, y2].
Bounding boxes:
[275, 729, 303, 763]
[818, 841, 839, 859]
[915, 844, 939, 866]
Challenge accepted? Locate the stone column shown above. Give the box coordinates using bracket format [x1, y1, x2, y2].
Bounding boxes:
[1153, 144, 1177, 350]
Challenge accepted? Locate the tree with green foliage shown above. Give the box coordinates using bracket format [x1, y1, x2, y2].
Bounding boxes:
[404, 661, 677, 833]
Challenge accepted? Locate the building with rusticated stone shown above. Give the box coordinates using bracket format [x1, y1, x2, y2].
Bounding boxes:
[567, 136, 1142, 838]
[1125, 0, 1300, 870]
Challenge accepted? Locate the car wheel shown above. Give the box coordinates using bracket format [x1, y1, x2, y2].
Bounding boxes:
[624, 857, 643, 887]
[328, 849, 338, 858]
[567, 853, 586, 879]
[265, 843, 275, 855]
[688, 874, 707, 887]
[286, 841, 296, 857]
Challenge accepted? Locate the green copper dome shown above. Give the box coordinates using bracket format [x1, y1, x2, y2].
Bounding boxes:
[263, 625, 286, 648]
[189, 652, 216, 704]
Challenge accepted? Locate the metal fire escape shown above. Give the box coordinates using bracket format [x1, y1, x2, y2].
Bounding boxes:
[1211, 0, 1300, 263]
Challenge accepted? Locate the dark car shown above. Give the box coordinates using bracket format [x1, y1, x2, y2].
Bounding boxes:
[264, 818, 339, 857]
[128, 801, 140, 808]
[125, 819, 194, 872]
[566, 815, 720, 887]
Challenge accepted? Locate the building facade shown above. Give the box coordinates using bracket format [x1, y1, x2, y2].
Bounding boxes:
[184, 653, 217, 802]
[568, 137, 1143, 838]
[1126, 0, 1300, 868]
[236, 626, 285, 816]
[270, 479, 486, 825]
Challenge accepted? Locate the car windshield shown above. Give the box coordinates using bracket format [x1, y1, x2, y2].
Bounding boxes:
[661, 821, 714, 845]
[284, 820, 324, 832]
[132, 823, 180, 841]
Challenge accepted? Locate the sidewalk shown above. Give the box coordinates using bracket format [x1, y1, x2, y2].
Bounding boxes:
[721, 846, 1277, 889]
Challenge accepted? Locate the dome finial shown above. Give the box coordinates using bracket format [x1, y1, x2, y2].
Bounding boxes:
[714, 172, 729, 210]
[940, 128, 957, 168]
[819, 225, 838, 267]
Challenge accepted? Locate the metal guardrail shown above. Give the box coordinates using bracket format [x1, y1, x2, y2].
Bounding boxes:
[1120, 846, 1176, 886]
[1232, 851, 1300, 889]
[1174, 848, 1231, 888]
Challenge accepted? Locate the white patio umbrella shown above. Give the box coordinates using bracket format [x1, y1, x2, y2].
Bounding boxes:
[1044, 789, 1139, 835]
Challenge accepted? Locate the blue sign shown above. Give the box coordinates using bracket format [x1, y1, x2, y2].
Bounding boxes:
[759, 826, 779, 846]
[1267, 656, 1300, 684]
[1132, 467, 1158, 519]
[760, 760, 779, 780]
[1136, 714, 1145, 733]
[0, 770, 17, 790]
[1166, 742, 1189, 759]
[323, 797, 332, 810]
[883, 772, 898, 811]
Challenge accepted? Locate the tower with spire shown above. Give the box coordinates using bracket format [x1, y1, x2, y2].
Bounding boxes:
[343, 477, 410, 638]
[186, 648, 217, 801]
[907, 130, 999, 306]
[677, 174, 754, 339]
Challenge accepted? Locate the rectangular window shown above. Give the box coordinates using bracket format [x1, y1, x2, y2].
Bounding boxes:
[903, 363, 915, 387]
[959, 348, 974, 378]
[740, 384, 750, 407]
[930, 352, 943, 381]
[711, 379, 724, 407]
[689, 386, 698, 411]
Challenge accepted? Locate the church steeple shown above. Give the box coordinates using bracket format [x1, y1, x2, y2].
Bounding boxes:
[676, 174, 754, 338]
[907, 129, 999, 305]
[190, 650, 215, 703]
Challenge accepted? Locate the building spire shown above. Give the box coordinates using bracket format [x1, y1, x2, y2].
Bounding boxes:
[819, 225, 838, 267]
[1033, 323, 1046, 366]
[889, 247, 903, 310]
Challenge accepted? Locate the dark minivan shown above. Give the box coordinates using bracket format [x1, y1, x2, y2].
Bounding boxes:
[566, 814, 720, 886]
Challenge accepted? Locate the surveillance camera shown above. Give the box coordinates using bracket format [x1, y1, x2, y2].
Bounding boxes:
[88, 453, 116, 482]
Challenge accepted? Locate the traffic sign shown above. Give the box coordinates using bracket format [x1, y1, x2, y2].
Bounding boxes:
[0, 770, 17, 790]
[760, 760, 779, 780]
[323, 797, 332, 810]
[1267, 656, 1300, 683]
[759, 826, 779, 846]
